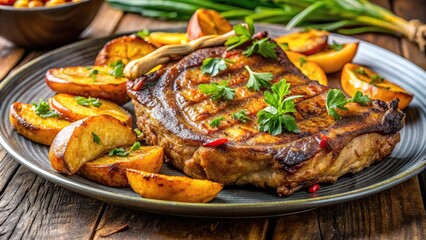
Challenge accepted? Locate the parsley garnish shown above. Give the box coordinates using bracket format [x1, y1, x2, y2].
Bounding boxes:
[326, 89, 370, 120]
[199, 77, 235, 101]
[134, 128, 143, 137]
[243, 38, 277, 59]
[210, 116, 225, 128]
[257, 79, 302, 135]
[225, 18, 254, 50]
[329, 41, 343, 51]
[279, 42, 290, 51]
[299, 57, 307, 67]
[136, 29, 150, 38]
[370, 75, 384, 85]
[232, 110, 251, 123]
[129, 141, 141, 151]
[245, 66, 273, 91]
[354, 67, 368, 76]
[91, 132, 101, 145]
[109, 60, 125, 78]
[74, 96, 102, 107]
[88, 69, 99, 81]
[108, 147, 128, 157]
[32, 99, 60, 118]
[201, 58, 234, 76]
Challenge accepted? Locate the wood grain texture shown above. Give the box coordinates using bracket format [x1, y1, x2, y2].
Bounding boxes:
[81, 3, 124, 38]
[0, 167, 104, 239]
[0, 149, 20, 193]
[272, 210, 321, 240]
[93, 205, 268, 240]
[0, 38, 24, 81]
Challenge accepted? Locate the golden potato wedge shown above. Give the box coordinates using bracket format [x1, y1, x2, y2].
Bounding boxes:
[49, 114, 137, 175]
[79, 146, 164, 187]
[126, 169, 223, 203]
[49, 93, 132, 126]
[285, 51, 328, 86]
[95, 35, 157, 66]
[45, 66, 129, 105]
[9, 102, 71, 145]
[148, 32, 188, 47]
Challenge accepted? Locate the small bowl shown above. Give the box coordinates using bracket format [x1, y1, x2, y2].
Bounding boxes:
[0, 0, 103, 47]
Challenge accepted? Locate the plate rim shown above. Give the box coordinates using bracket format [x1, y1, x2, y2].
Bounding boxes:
[1, 25, 426, 218]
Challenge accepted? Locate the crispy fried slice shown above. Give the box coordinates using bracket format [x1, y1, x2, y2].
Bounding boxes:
[49, 93, 132, 126]
[49, 115, 136, 175]
[79, 146, 163, 187]
[126, 169, 223, 203]
[9, 102, 71, 145]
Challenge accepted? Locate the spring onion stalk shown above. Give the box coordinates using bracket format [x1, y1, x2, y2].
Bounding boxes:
[107, 0, 426, 51]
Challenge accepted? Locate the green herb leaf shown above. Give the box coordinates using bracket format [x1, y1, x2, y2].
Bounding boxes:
[257, 79, 302, 135]
[136, 29, 150, 38]
[134, 128, 143, 137]
[370, 75, 384, 85]
[243, 38, 277, 59]
[210, 116, 225, 128]
[201, 58, 233, 76]
[91, 132, 101, 145]
[225, 19, 254, 50]
[232, 110, 251, 123]
[329, 41, 343, 51]
[109, 60, 125, 78]
[279, 42, 290, 51]
[326, 89, 370, 120]
[32, 99, 60, 118]
[130, 141, 141, 152]
[108, 147, 129, 157]
[245, 66, 273, 91]
[88, 69, 99, 81]
[354, 67, 368, 76]
[199, 77, 235, 101]
[299, 57, 307, 67]
[74, 96, 102, 107]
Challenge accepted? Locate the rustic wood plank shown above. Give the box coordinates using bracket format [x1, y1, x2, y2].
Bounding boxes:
[272, 210, 321, 240]
[393, 0, 426, 69]
[319, 178, 426, 239]
[0, 38, 25, 81]
[115, 13, 186, 34]
[0, 150, 20, 193]
[93, 205, 268, 240]
[81, 3, 124, 38]
[0, 167, 104, 239]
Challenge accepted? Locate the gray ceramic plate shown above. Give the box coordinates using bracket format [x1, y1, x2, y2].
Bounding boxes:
[1, 25, 426, 218]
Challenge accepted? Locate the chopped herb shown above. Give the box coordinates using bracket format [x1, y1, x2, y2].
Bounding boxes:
[129, 141, 141, 152]
[257, 79, 302, 135]
[370, 75, 384, 85]
[279, 42, 290, 51]
[201, 58, 234, 76]
[326, 89, 370, 120]
[199, 77, 235, 101]
[91, 132, 101, 145]
[85, 66, 92, 70]
[299, 57, 307, 67]
[134, 128, 143, 137]
[108, 147, 128, 157]
[225, 18, 254, 50]
[136, 29, 150, 38]
[109, 60, 125, 78]
[232, 110, 251, 123]
[354, 67, 368, 76]
[329, 41, 343, 51]
[245, 66, 273, 91]
[32, 99, 60, 118]
[88, 69, 99, 81]
[243, 38, 277, 59]
[210, 116, 225, 128]
[74, 96, 102, 107]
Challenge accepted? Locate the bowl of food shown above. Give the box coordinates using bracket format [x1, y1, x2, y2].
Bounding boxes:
[0, 0, 103, 47]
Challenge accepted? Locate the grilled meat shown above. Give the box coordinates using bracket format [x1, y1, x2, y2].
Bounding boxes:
[127, 43, 405, 196]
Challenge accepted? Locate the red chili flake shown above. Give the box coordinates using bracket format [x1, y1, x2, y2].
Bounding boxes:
[203, 138, 228, 147]
[308, 183, 320, 193]
[319, 135, 330, 149]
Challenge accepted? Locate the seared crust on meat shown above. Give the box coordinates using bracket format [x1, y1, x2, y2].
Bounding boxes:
[127, 42, 405, 195]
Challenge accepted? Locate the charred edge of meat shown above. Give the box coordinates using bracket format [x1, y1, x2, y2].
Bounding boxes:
[381, 99, 405, 134]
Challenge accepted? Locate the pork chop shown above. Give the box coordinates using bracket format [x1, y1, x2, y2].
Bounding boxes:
[127, 42, 404, 196]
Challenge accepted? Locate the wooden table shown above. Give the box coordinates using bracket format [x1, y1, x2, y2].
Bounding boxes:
[1, 1, 425, 239]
